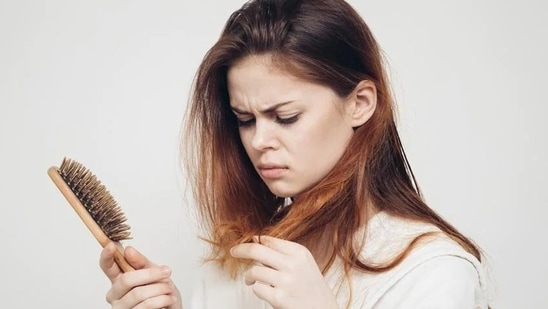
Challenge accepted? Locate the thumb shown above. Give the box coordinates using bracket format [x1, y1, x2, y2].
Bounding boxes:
[124, 246, 157, 270]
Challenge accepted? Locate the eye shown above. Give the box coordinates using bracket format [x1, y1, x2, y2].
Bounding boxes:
[275, 114, 299, 125]
[237, 117, 255, 127]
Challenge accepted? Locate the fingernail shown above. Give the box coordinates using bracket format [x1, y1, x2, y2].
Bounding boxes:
[161, 266, 171, 275]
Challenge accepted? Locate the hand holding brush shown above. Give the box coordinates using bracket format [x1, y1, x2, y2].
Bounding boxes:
[48, 158, 181, 308]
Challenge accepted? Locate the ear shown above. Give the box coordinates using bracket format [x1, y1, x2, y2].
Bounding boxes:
[346, 80, 377, 127]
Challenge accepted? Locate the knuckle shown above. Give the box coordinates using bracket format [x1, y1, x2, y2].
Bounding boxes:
[251, 282, 259, 292]
[162, 282, 173, 294]
[286, 259, 298, 271]
[118, 274, 131, 288]
[248, 265, 260, 276]
[244, 271, 254, 284]
[167, 281, 176, 292]
[105, 290, 113, 304]
[141, 297, 158, 309]
[130, 287, 146, 303]
[111, 299, 122, 309]
[251, 282, 263, 296]
[278, 273, 291, 286]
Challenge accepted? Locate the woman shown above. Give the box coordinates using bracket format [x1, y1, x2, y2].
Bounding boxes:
[100, 0, 490, 308]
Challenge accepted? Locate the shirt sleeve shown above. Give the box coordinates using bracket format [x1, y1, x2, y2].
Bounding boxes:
[373, 255, 485, 309]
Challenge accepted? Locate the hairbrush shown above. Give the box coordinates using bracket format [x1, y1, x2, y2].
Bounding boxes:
[47, 157, 134, 272]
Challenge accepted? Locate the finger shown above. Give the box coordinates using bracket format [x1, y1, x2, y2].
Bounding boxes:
[100, 242, 122, 283]
[124, 246, 157, 270]
[255, 235, 306, 255]
[107, 266, 172, 304]
[245, 264, 280, 286]
[133, 294, 178, 309]
[250, 281, 280, 308]
[230, 243, 285, 269]
[112, 281, 174, 308]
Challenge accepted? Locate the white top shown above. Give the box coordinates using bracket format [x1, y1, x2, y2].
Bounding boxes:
[190, 211, 490, 309]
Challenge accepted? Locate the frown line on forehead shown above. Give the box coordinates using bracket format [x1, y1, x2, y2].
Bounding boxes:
[231, 100, 296, 114]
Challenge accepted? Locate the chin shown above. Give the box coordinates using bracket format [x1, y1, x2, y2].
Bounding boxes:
[266, 184, 302, 198]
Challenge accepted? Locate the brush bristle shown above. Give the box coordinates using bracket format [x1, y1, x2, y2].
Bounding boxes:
[58, 158, 131, 242]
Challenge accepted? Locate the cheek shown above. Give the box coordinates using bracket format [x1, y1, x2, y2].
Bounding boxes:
[301, 112, 350, 144]
[238, 130, 249, 146]
[238, 130, 256, 158]
[293, 119, 353, 165]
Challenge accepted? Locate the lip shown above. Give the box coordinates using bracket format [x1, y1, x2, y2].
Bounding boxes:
[257, 164, 288, 179]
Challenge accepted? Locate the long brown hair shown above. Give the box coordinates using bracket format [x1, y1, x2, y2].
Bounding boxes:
[183, 0, 482, 277]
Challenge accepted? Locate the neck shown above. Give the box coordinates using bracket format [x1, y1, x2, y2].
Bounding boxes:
[305, 203, 380, 271]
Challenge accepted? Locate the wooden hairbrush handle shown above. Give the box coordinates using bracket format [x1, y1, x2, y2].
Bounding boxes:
[48, 166, 135, 272]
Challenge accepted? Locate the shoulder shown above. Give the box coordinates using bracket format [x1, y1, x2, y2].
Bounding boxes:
[373, 255, 488, 309]
[361, 211, 483, 268]
[361, 211, 444, 263]
[355, 211, 490, 308]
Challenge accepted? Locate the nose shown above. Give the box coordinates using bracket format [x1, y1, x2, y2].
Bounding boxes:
[250, 119, 279, 151]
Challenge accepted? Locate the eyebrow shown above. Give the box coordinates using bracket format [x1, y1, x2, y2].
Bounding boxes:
[231, 100, 295, 115]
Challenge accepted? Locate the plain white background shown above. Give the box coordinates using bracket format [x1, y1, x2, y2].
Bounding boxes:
[0, 0, 546, 308]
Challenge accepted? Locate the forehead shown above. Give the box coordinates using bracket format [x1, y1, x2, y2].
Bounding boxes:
[228, 55, 298, 88]
[227, 55, 312, 108]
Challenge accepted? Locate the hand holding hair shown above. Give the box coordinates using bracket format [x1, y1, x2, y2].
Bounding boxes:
[100, 242, 183, 309]
[230, 236, 339, 309]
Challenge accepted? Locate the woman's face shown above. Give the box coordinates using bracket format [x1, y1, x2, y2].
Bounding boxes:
[227, 55, 357, 197]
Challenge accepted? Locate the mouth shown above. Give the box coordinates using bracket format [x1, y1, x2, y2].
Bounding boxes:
[257, 164, 288, 179]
